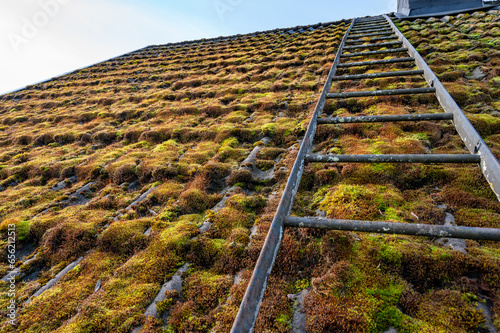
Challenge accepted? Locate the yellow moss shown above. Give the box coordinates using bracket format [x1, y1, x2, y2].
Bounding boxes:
[316, 184, 404, 220]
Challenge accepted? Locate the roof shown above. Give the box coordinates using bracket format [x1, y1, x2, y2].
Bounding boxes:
[0, 8, 499, 333]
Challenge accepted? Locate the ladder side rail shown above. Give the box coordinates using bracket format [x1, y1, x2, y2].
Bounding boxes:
[230, 18, 357, 333]
[384, 14, 500, 201]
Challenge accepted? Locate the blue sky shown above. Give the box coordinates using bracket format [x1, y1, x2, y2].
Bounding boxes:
[0, 0, 396, 94]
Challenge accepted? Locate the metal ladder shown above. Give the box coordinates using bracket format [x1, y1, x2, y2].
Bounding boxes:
[231, 15, 500, 332]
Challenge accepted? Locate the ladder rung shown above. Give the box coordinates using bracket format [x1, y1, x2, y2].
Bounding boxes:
[349, 32, 394, 38]
[356, 18, 386, 22]
[346, 36, 398, 44]
[357, 18, 385, 22]
[352, 25, 391, 31]
[350, 30, 393, 36]
[356, 20, 386, 25]
[353, 25, 389, 31]
[352, 23, 390, 29]
[341, 48, 408, 58]
[353, 23, 390, 29]
[344, 41, 402, 50]
[350, 28, 393, 34]
[356, 21, 386, 26]
[305, 153, 480, 164]
[338, 57, 415, 67]
[284, 217, 500, 241]
[355, 20, 387, 25]
[332, 69, 423, 81]
[327, 87, 435, 99]
[352, 25, 391, 30]
[317, 113, 453, 124]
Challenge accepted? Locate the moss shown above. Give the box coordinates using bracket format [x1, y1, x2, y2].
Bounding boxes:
[468, 113, 500, 137]
[314, 184, 403, 220]
[305, 261, 371, 332]
[97, 219, 149, 256]
[149, 181, 184, 203]
[156, 290, 179, 315]
[208, 207, 253, 239]
[454, 208, 500, 228]
[166, 271, 232, 331]
[291, 279, 311, 293]
[315, 168, 340, 186]
[257, 147, 286, 160]
[42, 220, 100, 262]
[225, 194, 266, 213]
[226, 169, 254, 187]
[377, 245, 403, 266]
[113, 163, 137, 184]
[92, 130, 118, 144]
[185, 236, 221, 269]
[4, 17, 500, 333]
[366, 285, 403, 332]
[17, 220, 31, 241]
[415, 290, 486, 331]
[178, 188, 220, 214]
[254, 159, 274, 171]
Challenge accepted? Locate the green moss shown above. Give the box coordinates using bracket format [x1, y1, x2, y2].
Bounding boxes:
[377, 245, 402, 266]
[225, 194, 266, 213]
[367, 285, 404, 332]
[178, 188, 221, 214]
[17, 220, 31, 241]
[217, 137, 246, 161]
[275, 313, 292, 330]
[208, 207, 253, 239]
[5, 17, 500, 333]
[291, 279, 311, 293]
[153, 139, 178, 152]
[183, 271, 233, 312]
[178, 214, 203, 227]
[97, 219, 149, 256]
[262, 123, 276, 136]
[156, 290, 179, 315]
[314, 184, 403, 220]
[469, 113, 500, 137]
[158, 205, 179, 222]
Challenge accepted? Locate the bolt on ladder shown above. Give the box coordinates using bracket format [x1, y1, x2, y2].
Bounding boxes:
[231, 14, 500, 332]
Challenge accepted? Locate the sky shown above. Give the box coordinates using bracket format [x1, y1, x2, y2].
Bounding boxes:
[0, 0, 397, 94]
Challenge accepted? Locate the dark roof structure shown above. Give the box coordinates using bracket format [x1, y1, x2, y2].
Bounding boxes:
[397, 0, 483, 16]
[0, 6, 499, 333]
[396, 0, 499, 17]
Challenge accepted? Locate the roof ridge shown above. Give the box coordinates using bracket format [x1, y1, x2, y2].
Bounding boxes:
[132, 18, 352, 53]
